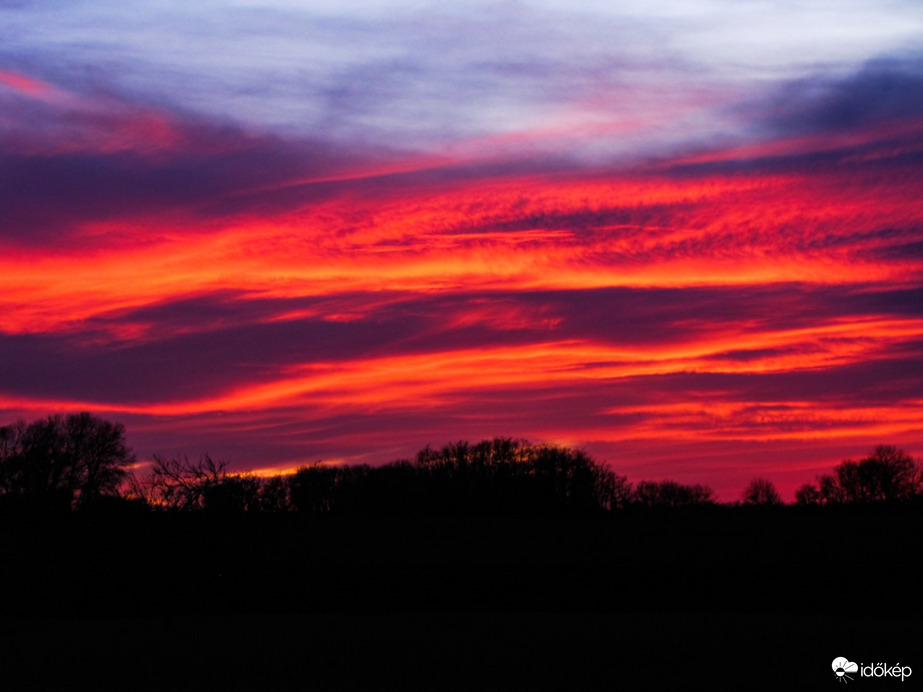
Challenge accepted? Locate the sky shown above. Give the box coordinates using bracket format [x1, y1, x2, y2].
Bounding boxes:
[2, 1, 922, 499]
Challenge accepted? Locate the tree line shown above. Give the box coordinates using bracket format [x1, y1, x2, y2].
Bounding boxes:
[1, 413, 920, 514]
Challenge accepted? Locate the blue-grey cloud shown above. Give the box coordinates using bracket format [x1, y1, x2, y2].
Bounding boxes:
[766, 56, 923, 135]
[5, 1, 919, 162]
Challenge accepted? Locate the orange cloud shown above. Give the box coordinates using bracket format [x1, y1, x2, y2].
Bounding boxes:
[3, 164, 921, 338]
[4, 311, 920, 418]
[3, 116, 922, 499]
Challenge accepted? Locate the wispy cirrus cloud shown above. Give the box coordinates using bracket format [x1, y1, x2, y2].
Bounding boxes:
[4, 1, 920, 158]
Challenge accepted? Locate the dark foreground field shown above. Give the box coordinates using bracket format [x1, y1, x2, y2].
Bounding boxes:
[2, 507, 920, 690]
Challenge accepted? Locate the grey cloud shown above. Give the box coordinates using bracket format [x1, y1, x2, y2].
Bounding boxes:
[765, 56, 923, 136]
[0, 1, 687, 152]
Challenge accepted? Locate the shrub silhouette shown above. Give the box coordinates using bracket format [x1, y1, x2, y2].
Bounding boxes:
[630, 480, 714, 509]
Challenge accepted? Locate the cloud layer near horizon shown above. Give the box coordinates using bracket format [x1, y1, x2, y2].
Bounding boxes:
[2, 1, 923, 498]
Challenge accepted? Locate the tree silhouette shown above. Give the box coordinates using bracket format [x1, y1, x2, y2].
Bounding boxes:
[128, 453, 277, 512]
[741, 478, 782, 506]
[6, 409, 921, 518]
[0, 413, 134, 510]
[284, 439, 628, 515]
[592, 463, 633, 511]
[146, 454, 228, 511]
[258, 475, 290, 512]
[289, 462, 345, 512]
[794, 483, 822, 505]
[795, 445, 920, 505]
[202, 473, 262, 513]
[841, 445, 919, 502]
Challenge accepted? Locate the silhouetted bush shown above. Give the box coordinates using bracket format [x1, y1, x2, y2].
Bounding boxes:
[630, 480, 715, 509]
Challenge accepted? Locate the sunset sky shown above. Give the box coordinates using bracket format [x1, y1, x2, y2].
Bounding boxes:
[2, 0, 922, 499]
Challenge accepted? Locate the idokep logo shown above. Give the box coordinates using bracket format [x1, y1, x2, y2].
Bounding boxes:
[833, 658, 859, 683]
[832, 657, 913, 683]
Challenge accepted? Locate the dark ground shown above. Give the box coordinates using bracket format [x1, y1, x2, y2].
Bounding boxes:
[1, 506, 920, 690]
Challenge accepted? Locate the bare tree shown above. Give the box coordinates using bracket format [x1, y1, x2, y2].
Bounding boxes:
[794, 483, 822, 505]
[795, 445, 920, 505]
[741, 478, 782, 506]
[594, 466, 633, 511]
[0, 413, 134, 509]
[845, 445, 919, 502]
[148, 453, 229, 511]
[64, 412, 134, 505]
[258, 475, 291, 511]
